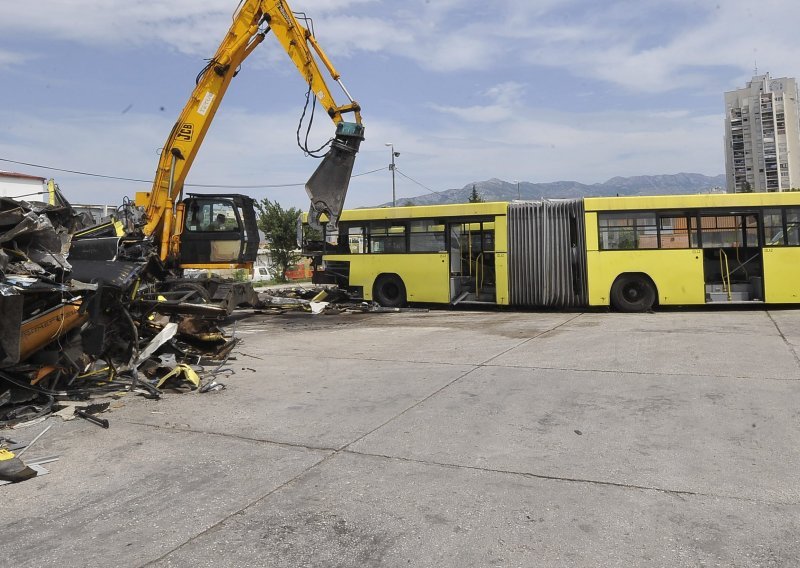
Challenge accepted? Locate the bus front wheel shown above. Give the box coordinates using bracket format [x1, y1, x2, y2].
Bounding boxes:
[610, 274, 656, 312]
[373, 274, 407, 308]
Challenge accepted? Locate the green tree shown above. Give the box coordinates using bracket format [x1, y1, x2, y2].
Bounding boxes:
[468, 184, 484, 203]
[256, 198, 302, 282]
[741, 180, 753, 193]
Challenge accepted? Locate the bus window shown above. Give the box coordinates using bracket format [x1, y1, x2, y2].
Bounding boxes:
[744, 214, 759, 247]
[347, 226, 366, 254]
[480, 230, 495, 252]
[700, 215, 753, 248]
[370, 222, 407, 253]
[787, 208, 800, 245]
[598, 213, 657, 249]
[409, 220, 445, 252]
[659, 216, 690, 248]
[764, 209, 783, 245]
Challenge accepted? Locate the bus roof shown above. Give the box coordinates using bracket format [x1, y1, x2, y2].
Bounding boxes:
[308, 192, 800, 223]
[584, 191, 800, 212]
[320, 201, 509, 222]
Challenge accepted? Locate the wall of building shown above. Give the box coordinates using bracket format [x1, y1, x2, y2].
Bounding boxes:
[70, 204, 117, 224]
[724, 73, 800, 193]
[0, 173, 46, 200]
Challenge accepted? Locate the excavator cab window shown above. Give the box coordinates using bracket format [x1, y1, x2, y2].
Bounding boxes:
[185, 201, 237, 233]
[179, 195, 258, 266]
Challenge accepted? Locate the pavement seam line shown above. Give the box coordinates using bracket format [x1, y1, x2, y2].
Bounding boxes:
[766, 310, 800, 371]
[129, 309, 793, 567]
[476, 312, 586, 366]
[135, 323, 559, 564]
[338, 314, 586, 453]
[480, 362, 799, 382]
[139, 450, 339, 568]
[137, 358, 504, 565]
[343, 449, 798, 507]
[338, 365, 483, 452]
[124, 420, 338, 453]
[229, 352, 798, 382]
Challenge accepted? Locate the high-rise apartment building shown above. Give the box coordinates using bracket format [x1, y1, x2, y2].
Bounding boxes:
[724, 73, 800, 192]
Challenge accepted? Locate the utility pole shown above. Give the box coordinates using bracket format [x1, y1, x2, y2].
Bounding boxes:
[385, 143, 400, 207]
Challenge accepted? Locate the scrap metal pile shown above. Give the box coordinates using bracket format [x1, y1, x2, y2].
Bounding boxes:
[0, 194, 236, 438]
[255, 286, 427, 315]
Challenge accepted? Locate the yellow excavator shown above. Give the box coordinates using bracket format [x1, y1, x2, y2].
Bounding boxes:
[71, 0, 364, 284]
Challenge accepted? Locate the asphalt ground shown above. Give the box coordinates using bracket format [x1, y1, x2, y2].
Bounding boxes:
[3, 307, 800, 567]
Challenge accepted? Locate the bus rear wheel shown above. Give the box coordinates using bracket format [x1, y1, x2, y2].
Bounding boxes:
[373, 274, 406, 308]
[610, 274, 656, 312]
[172, 282, 211, 304]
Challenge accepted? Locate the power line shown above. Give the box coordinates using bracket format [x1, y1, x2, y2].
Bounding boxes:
[352, 167, 386, 178]
[0, 157, 386, 190]
[394, 167, 448, 196]
[0, 157, 151, 184]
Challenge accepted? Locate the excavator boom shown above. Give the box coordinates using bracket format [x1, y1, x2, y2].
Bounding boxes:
[142, 0, 363, 256]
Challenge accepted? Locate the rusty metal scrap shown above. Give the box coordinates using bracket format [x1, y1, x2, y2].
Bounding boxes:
[0, 193, 240, 431]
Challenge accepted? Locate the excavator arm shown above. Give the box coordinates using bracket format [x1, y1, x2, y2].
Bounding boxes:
[142, 0, 364, 258]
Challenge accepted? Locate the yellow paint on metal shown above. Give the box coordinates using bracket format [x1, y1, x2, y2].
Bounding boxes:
[335, 201, 509, 222]
[584, 191, 800, 212]
[134, 192, 150, 207]
[321, 202, 509, 305]
[179, 263, 252, 270]
[20, 301, 87, 362]
[586, 249, 705, 306]
[327, 253, 451, 304]
[763, 248, 800, 302]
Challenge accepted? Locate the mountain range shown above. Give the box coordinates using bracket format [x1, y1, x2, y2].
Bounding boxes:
[380, 173, 727, 207]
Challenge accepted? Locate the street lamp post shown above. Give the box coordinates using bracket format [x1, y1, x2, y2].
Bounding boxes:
[385, 143, 400, 207]
[514, 180, 521, 199]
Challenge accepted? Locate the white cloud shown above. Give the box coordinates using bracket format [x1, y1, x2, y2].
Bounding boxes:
[512, 0, 800, 93]
[10, 0, 797, 91]
[0, 49, 33, 69]
[1, 0, 775, 212]
[0, 1, 378, 56]
[0, 106, 337, 206]
[411, 83, 724, 191]
[430, 82, 525, 123]
[0, 88, 726, 213]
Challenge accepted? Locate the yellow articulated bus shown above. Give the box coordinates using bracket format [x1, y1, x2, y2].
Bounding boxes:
[304, 192, 800, 311]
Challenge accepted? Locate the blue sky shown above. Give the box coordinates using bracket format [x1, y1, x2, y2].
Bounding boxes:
[1, 0, 798, 209]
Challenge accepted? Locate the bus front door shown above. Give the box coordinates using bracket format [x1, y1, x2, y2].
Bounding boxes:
[449, 221, 496, 305]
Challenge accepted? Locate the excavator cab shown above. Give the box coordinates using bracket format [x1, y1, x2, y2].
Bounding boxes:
[178, 194, 259, 268]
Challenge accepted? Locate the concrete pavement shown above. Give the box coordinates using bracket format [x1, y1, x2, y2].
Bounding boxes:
[3, 308, 799, 567]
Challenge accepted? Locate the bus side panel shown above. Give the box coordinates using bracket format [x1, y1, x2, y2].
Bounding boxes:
[341, 254, 450, 304]
[584, 212, 599, 251]
[494, 215, 509, 305]
[494, 252, 509, 305]
[762, 248, 800, 303]
[586, 250, 705, 306]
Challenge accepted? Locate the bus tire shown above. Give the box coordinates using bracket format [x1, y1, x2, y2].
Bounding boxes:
[373, 274, 406, 308]
[610, 274, 656, 312]
[172, 282, 211, 303]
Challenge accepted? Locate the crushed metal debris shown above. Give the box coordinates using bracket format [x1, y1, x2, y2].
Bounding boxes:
[0, 192, 418, 484]
[254, 286, 428, 315]
[0, 192, 245, 482]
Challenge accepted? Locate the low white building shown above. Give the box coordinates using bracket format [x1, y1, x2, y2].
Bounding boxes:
[0, 171, 48, 201]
